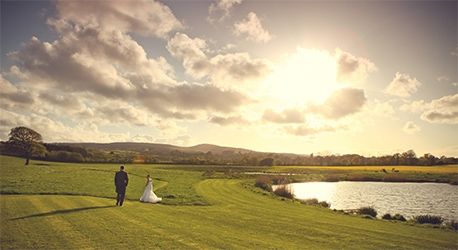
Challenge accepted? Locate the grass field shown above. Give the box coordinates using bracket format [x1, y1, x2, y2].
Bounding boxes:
[1, 155, 457, 249]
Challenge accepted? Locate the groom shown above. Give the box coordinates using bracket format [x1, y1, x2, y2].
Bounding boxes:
[114, 165, 129, 206]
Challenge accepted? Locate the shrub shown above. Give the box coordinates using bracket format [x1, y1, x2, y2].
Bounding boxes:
[392, 214, 406, 221]
[382, 213, 392, 220]
[324, 174, 340, 182]
[273, 185, 294, 199]
[446, 220, 458, 230]
[358, 206, 377, 217]
[271, 176, 290, 185]
[301, 198, 319, 205]
[202, 170, 215, 177]
[318, 201, 331, 208]
[414, 215, 444, 225]
[301, 198, 330, 208]
[255, 176, 272, 191]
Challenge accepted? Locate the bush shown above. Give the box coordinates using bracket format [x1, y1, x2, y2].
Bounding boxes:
[255, 176, 272, 191]
[382, 213, 392, 220]
[358, 206, 377, 217]
[47, 150, 84, 162]
[446, 220, 458, 230]
[301, 198, 319, 205]
[392, 214, 406, 221]
[273, 185, 293, 199]
[301, 198, 330, 207]
[414, 215, 444, 225]
[271, 176, 290, 185]
[202, 170, 215, 177]
[318, 201, 330, 208]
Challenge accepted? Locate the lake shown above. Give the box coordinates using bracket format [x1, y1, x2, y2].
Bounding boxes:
[274, 181, 458, 221]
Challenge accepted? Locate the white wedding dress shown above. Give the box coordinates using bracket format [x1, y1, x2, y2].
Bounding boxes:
[140, 177, 162, 203]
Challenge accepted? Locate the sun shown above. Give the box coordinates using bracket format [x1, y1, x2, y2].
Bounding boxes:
[263, 48, 339, 108]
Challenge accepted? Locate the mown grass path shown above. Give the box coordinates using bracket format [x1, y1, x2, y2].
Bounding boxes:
[2, 178, 457, 249]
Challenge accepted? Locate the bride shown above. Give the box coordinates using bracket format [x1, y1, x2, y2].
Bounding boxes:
[140, 175, 162, 203]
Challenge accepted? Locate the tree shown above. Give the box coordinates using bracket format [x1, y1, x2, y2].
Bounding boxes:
[259, 157, 274, 166]
[7, 127, 46, 165]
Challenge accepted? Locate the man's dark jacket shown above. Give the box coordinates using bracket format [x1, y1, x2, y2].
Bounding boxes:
[114, 171, 129, 194]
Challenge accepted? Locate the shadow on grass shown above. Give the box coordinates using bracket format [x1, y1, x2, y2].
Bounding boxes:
[10, 205, 115, 220]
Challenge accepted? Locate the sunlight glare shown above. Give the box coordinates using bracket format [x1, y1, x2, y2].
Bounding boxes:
[264, 48, 338, 107]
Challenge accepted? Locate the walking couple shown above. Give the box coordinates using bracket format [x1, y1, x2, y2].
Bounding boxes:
[114, 165, 162, 206]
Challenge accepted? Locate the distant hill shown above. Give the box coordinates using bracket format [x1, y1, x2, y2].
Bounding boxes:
[2, 141, 457, 166]
[58, 142, 255, 155]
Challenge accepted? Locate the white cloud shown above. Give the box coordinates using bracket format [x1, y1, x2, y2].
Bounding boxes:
[7, 9, 252, 126]
[451, 45, 458, 56]
[310, 88, 367, 119]
[403, 121, 421, 134]
[0, 74, 35, 108]
[55, 0, 182, 39]
[385, 72, 422, 98]
[437, 75, 449, 83]
[262, 108, 305, 123]
[404, 94, 458, 124]
[208, 0, 243, 23]
[209, 115, 249, 126]
[166, 33, 210, 78]
[400, 100, 428, 113]
[284, 124, 338, 136]
[420, 94, 458, 124]
[335, 48, 376, 84]
[233, 12, 271, 43]
[370, 100, 396, 117]
[167, 32, 270, 89]
[0, 109, 129, 142]
[399, 94, 458, 124]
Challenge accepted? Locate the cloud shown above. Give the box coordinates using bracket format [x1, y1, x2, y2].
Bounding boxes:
[335, 48, 376, 84]
[310, 88, 367, 119]
[284, 124, 338, 136]
[39, 91, 82, 109]
[55, 0, 182, 38]
[233, 12, 271, 43]
[8, 12, 250, 123]
[167, 32, 270, 88]
[437, 75, 449, 83]
[403, 121, 421, 134]
[370, 100, 396, 117]
[421, 111, 458, 124]
[0, 109, 130, 142]
[262, 108, 304, 123]
[385, 72, 422, 98]
[166, 32, 210, 78]
[209, 115, 248, 126]
[208, 0, 243, 23]
[9, 27, 176, 98]
[138, 83, 251, 118]
[209, 53, 270, 87]
[0, 75, 35, 108]
[420, 93, 458, 124]
[400, 100, 428, 113]
[399, 94, 458, 124]
[451, 45, 458, 56]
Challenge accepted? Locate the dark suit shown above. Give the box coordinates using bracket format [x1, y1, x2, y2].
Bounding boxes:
[114, 170, 129, 206]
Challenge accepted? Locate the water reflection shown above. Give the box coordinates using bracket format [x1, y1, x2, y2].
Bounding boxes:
[276, 181, 458, 221]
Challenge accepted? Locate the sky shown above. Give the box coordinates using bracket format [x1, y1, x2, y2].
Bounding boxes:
[1, 0, 457, 156]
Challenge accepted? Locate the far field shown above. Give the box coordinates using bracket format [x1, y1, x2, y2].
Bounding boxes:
[1, 155, 457, 249]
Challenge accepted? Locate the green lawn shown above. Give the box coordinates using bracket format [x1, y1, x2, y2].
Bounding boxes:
[1, 156, 457, 249]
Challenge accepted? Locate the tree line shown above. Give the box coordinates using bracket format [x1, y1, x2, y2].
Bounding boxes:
[1, 126, 457, 166]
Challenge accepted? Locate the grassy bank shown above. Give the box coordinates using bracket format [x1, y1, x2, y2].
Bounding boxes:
[1, 155, 457, 249]
[267, 165, 458, 184]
